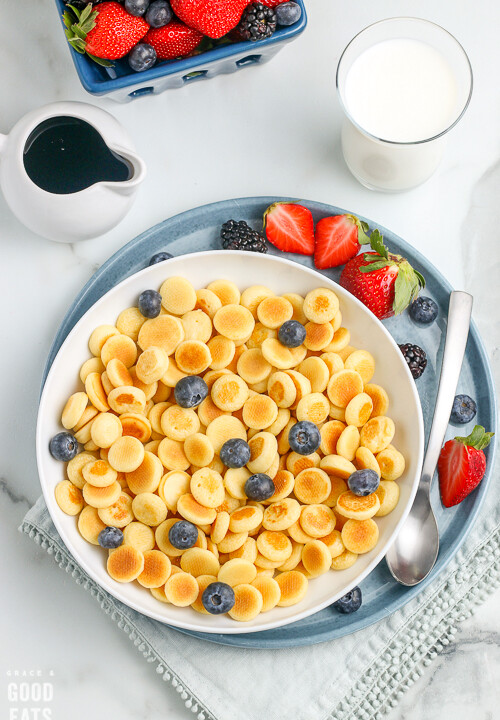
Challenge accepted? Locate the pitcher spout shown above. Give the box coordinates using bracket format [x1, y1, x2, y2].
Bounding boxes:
[101, 146, 147, 195]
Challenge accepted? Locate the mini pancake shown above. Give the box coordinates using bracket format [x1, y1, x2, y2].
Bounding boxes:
[284, 370, 311, 409]
[264, 470, 294, 503]
[61, 392, 88, 430]
[336, 491, 380, 520]
[226, 343, 249, 371]
[108, 436, 145, 473]
[67, 452, 99, 489]
[261, 339, 297, 370]
[337, 345, 357, 361]
[331, 309, 342, 333]
[135, 346, 169, 384]
[262, 498, 301, 531]
[324, 476, 349, 507]
[129, 366, 158, 401]
[82, 459, 117, 487]
[324, 327, 351, 353]
[155, 518, 187, 556]
[80, 357, 105, 384]
[160, 405, 199, 441]
[203, 368, 233, 390]
[294, 468, 331, 505]
[84, 439, 99, 452]
[276, 570, 308, 607]
[151, 381, 171, 404]
[180, 547, 220, 577]
[320, 530, 345, 559]
[207, 279, 241, 306]
[177, 493, 217, 525]
[78, 505, 106, 544]
[147, 401, 170, 435]
[301, 539, 332, 576]
[303, 288, 339, 324]
[197, 396, 229, 427]
[320, 352, 344, 376]
[254, 552, 282, 569]
[286, 451, 320, 476]
[277, 540, 303, 571]
[158, 471, 190, 512]
[228, 584, 263, 622]
[295, 392, 330, 424]
[132, 492, 168, 526]
[345, 392, 373, 427]
[277, 418, 297, 455]
[106, 358, 133, 388]
[320, 420, 345, 455]
[150, 585, 169, 603]
[376, 446, 406, 480]
[144, 439, 161, 455]
[218, 558, 257, 587]
[304, 322, 334, 352]
[181, 309, 212, 343]
[107, 545, 144, 583]
[359, 416, 395, 454]
[282, 292, 307, 324]
[100, 372, 114, 396]
[116, 306, 146, 342]
[355, 446, 381, 477]
[160, 359, 187, 388]
[217, 530, 248, 554]
[251, 575, 281, 612]
[184, 433, 214, 467]
[363, 383, 390, 417]
[300, 504, 336, 538]
[164, 571, 199, 606]
[240, 285, 275, 317]
[195, 288, 222, 318]
[242, 394, 278, 430]
[190, 467, 225, 508]
[213, 304, 254, 342]
[175, 340, 212, 375]
[54, 480, 83, 515]
[137, 550, 171, 588]
[159, 276, 196, 315]
[123, 521, 155, 552]
[247, 432, 278, 474]
[85, 373, 109, 412]
[287, 520, 316, 544]
[237, 348, 273, 385]
[345, 349, 376, 384]
[120, 413, 151, 443]
[158, 437, 190, 471]
[224, 467, 251, 500]
[333, 509, 349, 531]
[228, 536, 258, 563]
[101, 334, 137, 368]
[205, 415, 247, 454]
[138, 315, 185, 355]
[98, 492, 134, 528]
[211, 511, 230, 544]
[126, 451, 163, 494]
[107, 386, 146, 415]
[267, 371, 296, 408]
[229, 505, 263, 533]
[89, 325, 120, 356]
[320, 454, 357, 479]
[247, 322, 277, 349]
[191, 574, 218, 613]
[266, 409, 290, 439]
[82, 481, 121, 509]
[375, 480, 400, 516]
[211, 374, 249, 412]
[298, 357, 330, 393]
[328, 403, 346, 422]
[336, 425, 360, 462]
[327, 369, 364, 408]
[330, 549, 358, 570]
[207, 335, 236, 370]
[73, 413, 97, 444]
[341, 518, 379, 554]
[257, 296, 293, 329]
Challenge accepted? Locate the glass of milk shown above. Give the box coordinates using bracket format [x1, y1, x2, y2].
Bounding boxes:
[336, 18, 472, 192]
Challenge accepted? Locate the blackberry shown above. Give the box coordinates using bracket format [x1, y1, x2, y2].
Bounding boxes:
[66, 0, 114, 8]
[398, 343, 427, 379]
[238, 3, 277, 42]
[220, 220, 268, 253]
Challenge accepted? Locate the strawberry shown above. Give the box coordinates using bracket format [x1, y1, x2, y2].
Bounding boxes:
[63, 2, 148, 64]
[339, 230, 425, 319]
[145, 21, 204, 60]
[263, 202, 314, 255]
[314, 214, 370, 269]
[170, 0, 250, 39]
[259, 0, 287, 5]
[438, 425, 494, 508]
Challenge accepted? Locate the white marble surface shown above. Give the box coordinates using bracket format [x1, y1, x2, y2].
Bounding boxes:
[1, 0, 499, 718]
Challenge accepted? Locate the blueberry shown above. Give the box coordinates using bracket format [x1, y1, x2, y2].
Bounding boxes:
[278, 320, 306, 348]
[275, 1, 302, 26]
[288, 421, 321, 455]
[220, 438, 251, 468]
[145, 0, 173, 27]
[244, 473, 275, 501]
[333, 586, 362, 614]
[174, 375, 208, 408]
[202, 581, 235, 615]
[128, 43, 157, 72]
[450, 394, 477, 424]
[168, 520, 198, 549]
[347, 469, 380, 496]
[409, 296, 438, 325]
[124, 0, 150, 16]
[98, 526, 124, 549]
[138, 289, 162, 318]
[148, 251, 173, 266]
[49, 432, 78, 461]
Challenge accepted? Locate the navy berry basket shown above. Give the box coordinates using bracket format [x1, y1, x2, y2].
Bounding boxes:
[54, 0, 307, 102]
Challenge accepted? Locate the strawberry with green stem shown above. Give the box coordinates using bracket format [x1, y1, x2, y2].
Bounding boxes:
[438, 425, 494, 507]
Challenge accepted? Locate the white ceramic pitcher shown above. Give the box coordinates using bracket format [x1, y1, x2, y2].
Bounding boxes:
[0, 101, 146, 243]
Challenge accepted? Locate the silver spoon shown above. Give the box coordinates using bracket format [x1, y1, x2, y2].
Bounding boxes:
[385, 290, 473, 586]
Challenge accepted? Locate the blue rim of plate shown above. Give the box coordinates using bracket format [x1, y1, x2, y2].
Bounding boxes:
[41, 197, 497, 648]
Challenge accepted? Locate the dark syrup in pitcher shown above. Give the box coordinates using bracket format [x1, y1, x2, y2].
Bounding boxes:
[23, 116, 132, 194]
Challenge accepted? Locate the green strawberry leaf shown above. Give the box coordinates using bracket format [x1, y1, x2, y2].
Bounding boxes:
[414, 269, 426, 289]
[359, 260, 394, 273]
[456, 425, 494, 451]
[79, 3, 94, 23]
[392, 259, 424, 315]
[86, 52, 114, 67]
[369, 229, 389, 260]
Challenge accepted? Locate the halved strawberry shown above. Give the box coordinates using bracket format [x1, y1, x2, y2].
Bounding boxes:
[314, 214, 370, 269]
[263, 202, 314, 255]
[438, 425, 494, 508]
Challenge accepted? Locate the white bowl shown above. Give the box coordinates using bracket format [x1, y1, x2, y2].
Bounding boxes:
[37, 251, 424, 634]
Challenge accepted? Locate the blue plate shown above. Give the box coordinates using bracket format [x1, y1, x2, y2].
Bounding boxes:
[42, 197, 497, 648]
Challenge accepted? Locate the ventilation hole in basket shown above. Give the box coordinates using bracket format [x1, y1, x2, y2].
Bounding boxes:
[182, 71, 208, 83]
[129, 86, 154, 97]
[236, 55, 262, 67]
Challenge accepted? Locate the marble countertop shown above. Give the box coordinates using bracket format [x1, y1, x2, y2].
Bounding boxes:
[1, 0, 498, 718]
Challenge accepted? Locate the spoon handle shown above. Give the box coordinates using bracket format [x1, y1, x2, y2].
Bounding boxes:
[420, 291, 473, 491]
